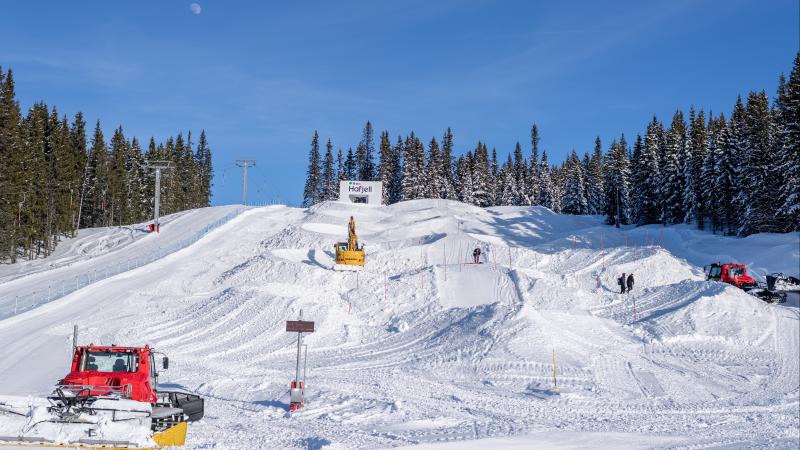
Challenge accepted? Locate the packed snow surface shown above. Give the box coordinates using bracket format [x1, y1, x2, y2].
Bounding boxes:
[0, 200, 797, 449]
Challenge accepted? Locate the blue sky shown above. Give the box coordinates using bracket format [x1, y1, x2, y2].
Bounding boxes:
[1, 1, 797, 206]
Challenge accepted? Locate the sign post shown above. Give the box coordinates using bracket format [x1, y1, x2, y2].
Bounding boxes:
[286, 311, 315, 412]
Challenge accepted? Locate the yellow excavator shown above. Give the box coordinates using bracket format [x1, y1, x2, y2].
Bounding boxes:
[333, 216, 365, 270]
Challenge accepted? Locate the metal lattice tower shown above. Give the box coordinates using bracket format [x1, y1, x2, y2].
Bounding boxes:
[235, 160, 256, 206]
[144, 161, 173, 231]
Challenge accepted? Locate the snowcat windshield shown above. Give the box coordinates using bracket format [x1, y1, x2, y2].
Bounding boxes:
[728, 267, 744, 278]
[83, 351, 138, 373]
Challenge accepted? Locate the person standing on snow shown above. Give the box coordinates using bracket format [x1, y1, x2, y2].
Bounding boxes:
[618, 273, 627, 294]
[473, 247, 481, 264]
[626, 273, 634, 293]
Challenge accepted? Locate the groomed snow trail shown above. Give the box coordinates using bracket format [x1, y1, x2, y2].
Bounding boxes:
[0, 200, 797, 449]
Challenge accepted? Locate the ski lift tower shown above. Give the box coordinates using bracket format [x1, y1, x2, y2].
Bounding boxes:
[144, 160, 173, 232]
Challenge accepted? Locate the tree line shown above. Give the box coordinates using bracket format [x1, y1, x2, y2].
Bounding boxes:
[0, 66, 213, 263]
[304, 52, 799, 236]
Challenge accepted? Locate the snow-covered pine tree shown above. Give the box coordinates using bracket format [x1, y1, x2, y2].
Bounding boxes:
[603, 137, 631, 225]
[683, 108, 708, 228]
[538, 150, 553, 209]
[702, 114, 726, 233]
[321, 139, 337, 201]
[472, 143, 491, 206]
[499, 156, 517, 206]
[638, 118, 663, 224]
[390, 136, 403, 203]
[562, 150, 588, 214]
[401, 132, 425, 200]
[586, 137, 605, 215]
[336, 148, 345, 181]
[378, 131, 394, 204]
[549, 165, 564, 213]
[489, 148, 499, 206]
[661, 111, 686, 224]
[737, 91, 782, 234]
[777, 53, 800, 230]
[425, 137, 443, 199]
[195, 130, 213, 208]
[527, 124, 541, 205]
[440, 127, 456, 200]
[302, 131, 322, 207]
[512, 142, 528, 205]
[356, 121, 375, 180]
[345, 147, 356, 180]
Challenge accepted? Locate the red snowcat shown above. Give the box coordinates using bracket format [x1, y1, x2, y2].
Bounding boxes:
[704, 262, 785, 303]
[0, 344, 203, 448]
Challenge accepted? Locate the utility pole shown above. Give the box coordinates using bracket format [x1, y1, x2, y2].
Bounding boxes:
[144, 161, 173, 232]
[236, 160, 256, 206]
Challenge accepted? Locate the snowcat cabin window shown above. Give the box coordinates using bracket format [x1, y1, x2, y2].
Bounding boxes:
[84, 351, 137, 373]
[338, 244, 348, 251]
[729, 267, 744, 278]
[709, 266, 722, 278]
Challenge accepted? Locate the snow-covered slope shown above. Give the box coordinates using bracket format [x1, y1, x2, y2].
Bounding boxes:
[0, 200, 797, 449]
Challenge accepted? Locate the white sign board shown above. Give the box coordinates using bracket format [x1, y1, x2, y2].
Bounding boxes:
[339, 180, 383, 205]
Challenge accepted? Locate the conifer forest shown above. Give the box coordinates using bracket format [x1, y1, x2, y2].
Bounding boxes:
[304, 53, 800, 237]
[0, 67, 213, 263]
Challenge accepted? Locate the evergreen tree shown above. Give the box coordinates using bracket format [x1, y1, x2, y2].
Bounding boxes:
[702, 115, 726, 233]
[636, 118, 663, 224]
[321, 139, 337, 201]
[336, 148, 345, 181]
[401, 132, 425, 200]
[195, 130, 213, 207]
[425, 137, 443, 199]
[512, 142, 528, 205]
[661, 111, 687, 224]
[603, 137, 631, 225]
[377, 132, 397, 204]
[527, 124, 541, 205]
[489, 148, 499, 206]
[778, 53, 800, 230]
[355, 121, 375, 180]
[684, 107, 707, 228]
[737, 91, 781, 234]
[562, 150, 588, 214]
[440, 127, 457, 200]
[344, 147, 356, 180]
[499, 156, 517, 206]
[538, 151, 553, 209]
[471, 143, 491, 206]
[389, 136, 404, 203]
[586, 137, 605, 214]
[302, 131, 322, 207]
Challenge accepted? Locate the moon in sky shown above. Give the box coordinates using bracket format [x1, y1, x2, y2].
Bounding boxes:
[190, 3, 202, 15]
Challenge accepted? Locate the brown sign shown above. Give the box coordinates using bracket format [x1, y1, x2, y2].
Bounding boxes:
[286, 321, 315, 333]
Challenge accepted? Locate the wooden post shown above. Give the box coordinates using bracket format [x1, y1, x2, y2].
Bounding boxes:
[552, 349, 558, 392]
[72, 325, 78, 353]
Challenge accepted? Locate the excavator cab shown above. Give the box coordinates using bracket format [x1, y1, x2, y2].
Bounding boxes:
[333, 216, 365, 270]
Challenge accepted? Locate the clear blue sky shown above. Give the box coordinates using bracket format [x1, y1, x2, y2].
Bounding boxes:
[1, 1, 797, 206]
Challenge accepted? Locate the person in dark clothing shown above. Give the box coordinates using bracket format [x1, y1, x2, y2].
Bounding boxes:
[618, 273, 627, 294]
[473, 248, 481, 264]
[626, 273, 634, 293]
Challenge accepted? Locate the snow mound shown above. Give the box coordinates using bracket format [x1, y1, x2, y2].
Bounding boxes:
[0, 199, 797, 449]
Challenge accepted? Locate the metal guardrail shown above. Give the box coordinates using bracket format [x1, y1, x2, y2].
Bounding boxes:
[0, 208, 244, 321]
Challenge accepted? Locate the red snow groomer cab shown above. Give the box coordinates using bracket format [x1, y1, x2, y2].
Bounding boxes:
[705, 263, 757, 289]
[62, 345, 164, 402]
[704, 262, 785, 303]
[57, 344, 204, 445]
